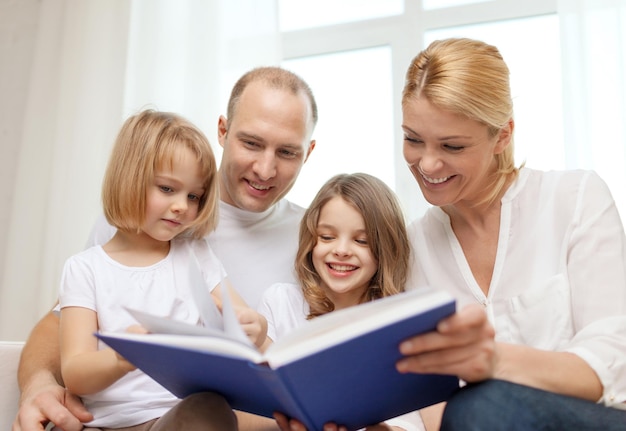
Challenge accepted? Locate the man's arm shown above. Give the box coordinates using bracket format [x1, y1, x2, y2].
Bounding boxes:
[18, 311, 62, 390]
[13, 310, 92, 431]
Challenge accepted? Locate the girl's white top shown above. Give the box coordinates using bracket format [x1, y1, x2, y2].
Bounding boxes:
[59, 237, 225, 427]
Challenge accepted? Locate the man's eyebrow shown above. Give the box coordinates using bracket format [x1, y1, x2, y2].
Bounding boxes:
[235, 130, 265, 143]
[237, 130, 304, 151]
[281, 143, 305, 152]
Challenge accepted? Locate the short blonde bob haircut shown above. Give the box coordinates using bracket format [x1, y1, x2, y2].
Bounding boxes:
[102, 109, 219, 239]
[296, 173, 410, 319]
[402, 38, 520, 205]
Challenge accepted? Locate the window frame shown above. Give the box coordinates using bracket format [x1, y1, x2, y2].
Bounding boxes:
[280, 0, 558, 219]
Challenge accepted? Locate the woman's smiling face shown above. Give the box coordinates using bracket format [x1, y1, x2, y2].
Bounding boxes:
[402, 97, 509, 209]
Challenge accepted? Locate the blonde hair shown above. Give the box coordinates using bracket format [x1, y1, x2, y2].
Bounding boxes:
[102, 110, 219, 239]
[296, 173, 410, 319]
[402, 38, 519, 205]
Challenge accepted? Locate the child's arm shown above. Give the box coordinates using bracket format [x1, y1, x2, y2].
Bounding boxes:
[211, 282, 268, 348]
[60, 306, 136, 396]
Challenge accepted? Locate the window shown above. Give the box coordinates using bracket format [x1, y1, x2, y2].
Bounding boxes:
[425, 14, 564, 172]
[422, 0, 490, 10]
[279, 1, 625, 221]
[279, 0, 403, 31]
[283, 47, 395, 208]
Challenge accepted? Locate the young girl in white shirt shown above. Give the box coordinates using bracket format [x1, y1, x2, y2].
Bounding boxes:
[58, 109, 266, 431]
[258, 172, 425, 431]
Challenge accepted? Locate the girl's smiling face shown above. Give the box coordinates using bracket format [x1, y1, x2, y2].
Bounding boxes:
[312, 196, 378, 310]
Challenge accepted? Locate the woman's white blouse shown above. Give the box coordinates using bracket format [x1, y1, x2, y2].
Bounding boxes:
[407, 167, 626, 408]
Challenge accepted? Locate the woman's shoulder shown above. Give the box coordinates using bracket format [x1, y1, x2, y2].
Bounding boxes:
[517, 167, 609, 199]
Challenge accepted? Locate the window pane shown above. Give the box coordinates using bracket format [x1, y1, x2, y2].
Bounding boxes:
[282, 47, 395, 208]
[425, 15, 564, 171]
[422, 0, 490, 10]
[279, 0, 403, 31]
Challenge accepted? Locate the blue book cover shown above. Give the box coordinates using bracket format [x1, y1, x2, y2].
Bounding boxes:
[97, 288, 459, 431]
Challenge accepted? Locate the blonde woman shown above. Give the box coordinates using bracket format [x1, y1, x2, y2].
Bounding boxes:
[400, 38, 626, 430]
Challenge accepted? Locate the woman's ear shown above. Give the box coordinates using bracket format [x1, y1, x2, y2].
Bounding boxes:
[494, 118, 514, 154]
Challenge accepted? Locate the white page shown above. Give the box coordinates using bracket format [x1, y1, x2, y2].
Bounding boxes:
[265, 288, 453, 367]
[99, 331, 265, 363]
[187, 252, 223, 330]
[220, 281, 254, 347]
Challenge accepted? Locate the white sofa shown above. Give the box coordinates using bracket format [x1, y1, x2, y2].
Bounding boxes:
[0, 341, 23, 430]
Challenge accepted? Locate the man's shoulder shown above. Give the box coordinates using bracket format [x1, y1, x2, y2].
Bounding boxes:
[274, 199, 306, 217]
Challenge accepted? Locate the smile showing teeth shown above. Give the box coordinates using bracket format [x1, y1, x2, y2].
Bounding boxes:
[328, 263, 357, 272]
[422, 173, 451, 184]
[249, 181, 270, 191]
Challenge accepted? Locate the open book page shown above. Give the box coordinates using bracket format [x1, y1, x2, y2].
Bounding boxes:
[265, 288, 453, 367]
[98, 331, 265, 363]
[111, 289, 454, 368]
[124, 255, 253, 347]
[186, 252, 223, 330]
[97, 286, 457, 430]
[219, 279, 253, 346]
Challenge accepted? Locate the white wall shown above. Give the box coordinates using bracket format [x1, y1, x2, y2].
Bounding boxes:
[0, 1, 132, 341]
[0, 0, 41, 339]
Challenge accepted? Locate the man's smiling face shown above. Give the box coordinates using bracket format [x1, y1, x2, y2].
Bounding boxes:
[217, 81, 315, 213]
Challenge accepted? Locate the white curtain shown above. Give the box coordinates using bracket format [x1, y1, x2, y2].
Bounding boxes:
[559, 0, 626, 219]
[0, 0, 279, 341]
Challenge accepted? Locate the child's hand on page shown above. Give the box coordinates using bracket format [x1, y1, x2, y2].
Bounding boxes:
[235, 307, 268, 348]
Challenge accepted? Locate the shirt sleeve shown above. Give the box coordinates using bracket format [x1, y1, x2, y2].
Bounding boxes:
[564, 171, 626, 407]
[58, 252, 97, 311]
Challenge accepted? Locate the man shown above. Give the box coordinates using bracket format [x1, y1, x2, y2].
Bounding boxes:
[13, 66, 317, 431]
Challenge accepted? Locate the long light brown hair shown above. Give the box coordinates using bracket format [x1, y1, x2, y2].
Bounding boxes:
[102, 109, 219, 239]
[296, 173, 410, 319]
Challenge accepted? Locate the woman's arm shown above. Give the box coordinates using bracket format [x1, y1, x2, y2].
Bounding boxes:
[395, 304, 603, 401]
[495, 343, 602, 401]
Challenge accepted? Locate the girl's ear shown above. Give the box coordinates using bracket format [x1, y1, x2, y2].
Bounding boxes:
[494, 118, 514, 154]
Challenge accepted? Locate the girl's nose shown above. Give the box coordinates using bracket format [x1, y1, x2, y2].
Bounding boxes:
[333, 239, 352, 257]
[171, 196, 188, 213]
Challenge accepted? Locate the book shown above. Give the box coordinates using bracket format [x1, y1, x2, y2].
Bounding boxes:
[97, 287, 459, 431]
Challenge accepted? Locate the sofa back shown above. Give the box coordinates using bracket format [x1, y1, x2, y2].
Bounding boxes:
[0, 341, 24, 429]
